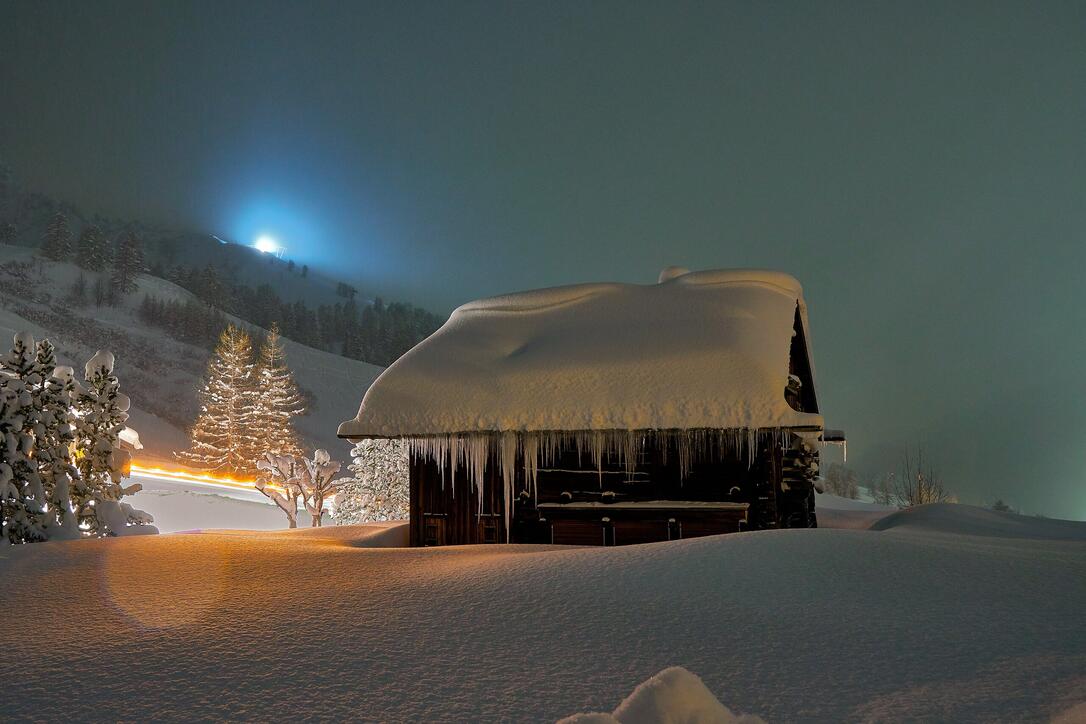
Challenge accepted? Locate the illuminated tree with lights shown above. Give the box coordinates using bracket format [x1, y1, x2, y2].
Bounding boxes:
[333, 438, 409, 524]
[177, 325, 261, 476]
[253, 324, 304, 459]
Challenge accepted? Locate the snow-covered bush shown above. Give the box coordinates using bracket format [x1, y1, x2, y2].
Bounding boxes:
[256, 449, 342, 528]
[333, 438, 409, 525]
[255, 452, 304, 528]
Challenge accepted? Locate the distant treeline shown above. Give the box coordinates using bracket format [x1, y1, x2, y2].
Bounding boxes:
[137, 295, 228, 349]
[153, 264, 443, 366]
[15, 202, 444, 366]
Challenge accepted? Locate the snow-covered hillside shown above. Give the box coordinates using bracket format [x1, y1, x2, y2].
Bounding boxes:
[0, 244, 382, 459]
[1, 504, 1082, 722]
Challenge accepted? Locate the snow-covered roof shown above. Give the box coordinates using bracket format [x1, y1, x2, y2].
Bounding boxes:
[338, 268, 823, 438]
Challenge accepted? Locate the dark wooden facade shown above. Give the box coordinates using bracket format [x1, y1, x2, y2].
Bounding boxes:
[407, 303, 822, 547]
[408, 432, 820, 547]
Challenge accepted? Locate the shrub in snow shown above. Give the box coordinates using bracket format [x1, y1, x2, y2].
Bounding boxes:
[333, 438, 409, 525]
[822, 462, 859, 499]
[255, 453, 304, 528]
[256, 449, 342, 528]
[891, 448, 954, 507]
[557, 666, 764, 724]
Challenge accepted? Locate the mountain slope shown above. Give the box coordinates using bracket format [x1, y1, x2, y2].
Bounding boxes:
[0, 244, 382, 460]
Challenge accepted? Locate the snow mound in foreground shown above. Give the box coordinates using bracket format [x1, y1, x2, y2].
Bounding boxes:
[558, 666, 764, 724]
[871, 503, 1086, 541]
[185, 521, 409, 547]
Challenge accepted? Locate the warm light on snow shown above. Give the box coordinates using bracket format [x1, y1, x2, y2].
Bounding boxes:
[253, 235, 281, 255]
[130, 462, 270, 492]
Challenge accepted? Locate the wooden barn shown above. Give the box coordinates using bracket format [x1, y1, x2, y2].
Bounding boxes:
[338, 267, 843, 546]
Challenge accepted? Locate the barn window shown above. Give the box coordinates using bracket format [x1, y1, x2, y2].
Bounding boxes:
[480, 516, 499, 543]
[423, 515, 445, 546]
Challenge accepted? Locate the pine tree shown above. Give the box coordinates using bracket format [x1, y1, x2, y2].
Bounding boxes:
[31, 341, 80, 539]
[333, 439, 409, 524]
[0, 333, 47, 544]
[253, 324, 304, 459]
[75, 224, 109, 270]
[1, 335, 151, 542]
[73, 350, 152, 536]
[176, 325, 261, 476]
[0, 222, 17, 245]
[41, 212, 72, 261]
[110, 230, 145, 295]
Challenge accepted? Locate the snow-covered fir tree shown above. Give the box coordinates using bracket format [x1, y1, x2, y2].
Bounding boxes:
[110, 230, 145, 295]
[1, 334, 148, 542]
[253, 323, 304, 459]
[177, 325, 261, 476]
[333, 438, 409, 524]
[41, 212, 72, 261]
[72, 350, 154, 536]
[0, 333, 47, 544]
[75, 224, 110, 271]
[30, 340, 81, 539]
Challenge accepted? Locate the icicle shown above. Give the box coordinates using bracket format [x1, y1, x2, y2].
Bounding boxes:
[522, 432, 540, 501]
[403, 425, 796, 540]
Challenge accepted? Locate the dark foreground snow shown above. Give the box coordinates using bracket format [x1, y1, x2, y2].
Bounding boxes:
[0, 506, 1083, 722]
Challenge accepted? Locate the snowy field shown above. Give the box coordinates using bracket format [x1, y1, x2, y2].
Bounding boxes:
[124, 475, 297, 532]
[1, 503, 1083, 722]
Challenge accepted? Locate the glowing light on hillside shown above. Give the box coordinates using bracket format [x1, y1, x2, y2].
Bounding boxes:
[253, 235, 282, 255]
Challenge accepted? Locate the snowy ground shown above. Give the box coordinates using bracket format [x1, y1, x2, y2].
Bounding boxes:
[125, 475, 296, 532]
[1, 504, 1083, 722]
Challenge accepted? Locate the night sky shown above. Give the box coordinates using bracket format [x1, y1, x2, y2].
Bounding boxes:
[3, 1, 1085, 517]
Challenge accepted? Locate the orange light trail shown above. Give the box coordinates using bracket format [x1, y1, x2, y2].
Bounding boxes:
[128, 463, 276, 494]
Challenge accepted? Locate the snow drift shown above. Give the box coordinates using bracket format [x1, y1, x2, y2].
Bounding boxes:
[339, 268, 822, 438]
[558, 666, 765, 723]
[1, 507, 1083, 721]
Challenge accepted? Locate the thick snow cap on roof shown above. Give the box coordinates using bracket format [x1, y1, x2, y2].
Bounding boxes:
[339, 268, 823, 438]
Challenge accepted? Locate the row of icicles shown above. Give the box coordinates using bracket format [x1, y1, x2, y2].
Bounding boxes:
[405, 428, 794, 536]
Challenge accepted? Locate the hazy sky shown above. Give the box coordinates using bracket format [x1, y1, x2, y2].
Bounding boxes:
[3, 1, 1085, 517]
